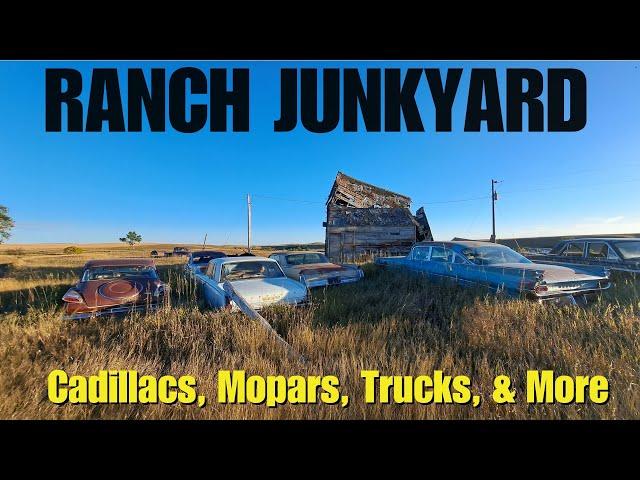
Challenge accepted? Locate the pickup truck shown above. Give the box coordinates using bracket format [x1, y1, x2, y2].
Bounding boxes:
[194, 256, 308, 311]
[376, 240, 611, 305]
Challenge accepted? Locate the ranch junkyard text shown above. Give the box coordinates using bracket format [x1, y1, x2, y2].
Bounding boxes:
[45, 67, 586, 133]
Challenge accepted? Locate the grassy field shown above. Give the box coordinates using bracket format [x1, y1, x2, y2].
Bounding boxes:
[0, 243, 639, 419]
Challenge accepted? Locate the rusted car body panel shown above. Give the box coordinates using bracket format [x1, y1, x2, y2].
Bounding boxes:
[376, 241, 610, 305]
[268, 251, 364, 288]
[525, 238, 640, 274]
[62, 259, 168, 319]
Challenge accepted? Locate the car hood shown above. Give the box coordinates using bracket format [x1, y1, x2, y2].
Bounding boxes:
[77, 277, 163, 308]
[492, 262, 604, 282]
[223, 277, 307, 308]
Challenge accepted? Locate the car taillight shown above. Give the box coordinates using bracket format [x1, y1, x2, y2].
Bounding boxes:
[534, 284, 548, 293]
[62, 289, 84, 303]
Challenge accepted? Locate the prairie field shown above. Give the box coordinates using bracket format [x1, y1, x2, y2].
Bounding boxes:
[0, 243, 639, 420]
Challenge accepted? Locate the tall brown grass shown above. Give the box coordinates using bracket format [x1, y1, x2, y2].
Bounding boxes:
[0, 251, 638, 419]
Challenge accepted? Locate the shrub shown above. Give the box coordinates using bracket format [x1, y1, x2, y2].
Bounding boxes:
[63, 246, 84, 255]
[4, 248, 25, 256]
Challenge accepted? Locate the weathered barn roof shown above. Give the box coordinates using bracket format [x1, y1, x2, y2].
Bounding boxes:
[326, 172, 411, 208]
[327, 207, 416, 227]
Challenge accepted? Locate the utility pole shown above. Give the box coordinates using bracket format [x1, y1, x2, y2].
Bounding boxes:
[247, 193, 252, 253]
[490, 179, 499, 243]
[202, 233, 207, 249]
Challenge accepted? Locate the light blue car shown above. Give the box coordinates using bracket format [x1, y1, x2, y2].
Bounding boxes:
[376, 240, 611, 305]
[194, 256, 308, 311]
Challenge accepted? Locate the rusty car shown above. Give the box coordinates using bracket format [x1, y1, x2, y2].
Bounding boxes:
[268, 250, 364, 288]
[525, 237, 640, 274]
[62, 258, 168, 319]
[194, 256, 308, 311]
[376, 240, 611, 305]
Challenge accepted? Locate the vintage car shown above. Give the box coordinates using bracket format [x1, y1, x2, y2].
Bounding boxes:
[376, 241, 611, 305]
[525, 238, 640, 274]
[268, 251, 364, 288]
[62, 259, 168, 319]
[184, 250, 227, 277]
[194, 256, 308, 311]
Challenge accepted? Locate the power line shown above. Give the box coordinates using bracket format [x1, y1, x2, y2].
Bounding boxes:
[250, 194, 325, 205]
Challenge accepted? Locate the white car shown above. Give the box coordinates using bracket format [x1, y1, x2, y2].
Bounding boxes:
[268, 251, 364, 288]
[195, 256, 308, 311]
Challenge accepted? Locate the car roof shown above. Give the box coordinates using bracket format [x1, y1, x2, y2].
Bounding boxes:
[414, 240, 500, 249]
[211, 256, 274, 265]
[558, 237, 640, 243]
[84, 258, 156, 268]
[270, 251, 324, 255]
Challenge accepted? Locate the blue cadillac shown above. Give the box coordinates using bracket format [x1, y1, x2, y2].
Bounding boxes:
[376, 240, 611, 305]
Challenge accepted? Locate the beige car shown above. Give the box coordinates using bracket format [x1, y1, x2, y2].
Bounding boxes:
[268, 251, 364, 288]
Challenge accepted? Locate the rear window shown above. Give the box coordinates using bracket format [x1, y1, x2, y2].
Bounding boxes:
[82, 266, 157, 281]
[286, 253, 329, 265]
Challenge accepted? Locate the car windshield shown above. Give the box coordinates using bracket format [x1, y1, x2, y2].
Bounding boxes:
[461, 246, 532, 266]
[614, 241, 640, 259]
[286, 253, 329, 265]
[221, 261, 285, 281]
[82, 266, 158, 281]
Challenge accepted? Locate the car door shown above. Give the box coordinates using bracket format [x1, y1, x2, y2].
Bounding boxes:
[202, 263, 226, 308]
[587, 241, 621, 269]
[409, 246, 431, 273]
[558, 241, 587, 265]
[427, 245, 451, 281]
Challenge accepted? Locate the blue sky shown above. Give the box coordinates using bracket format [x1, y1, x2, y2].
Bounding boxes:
[0, 61, 639, 245]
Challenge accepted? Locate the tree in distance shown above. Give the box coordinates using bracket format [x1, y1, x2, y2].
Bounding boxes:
[119, 231, 142, 247]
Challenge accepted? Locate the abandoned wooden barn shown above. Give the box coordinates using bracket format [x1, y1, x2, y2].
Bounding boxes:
[324, 172, 433, 262]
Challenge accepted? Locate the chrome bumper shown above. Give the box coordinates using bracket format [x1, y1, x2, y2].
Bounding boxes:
[63, 303, 161, 320]
[302, 272, 363, 289]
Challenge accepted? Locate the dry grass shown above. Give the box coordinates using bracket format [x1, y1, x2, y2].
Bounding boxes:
[0, 244, 639, 419]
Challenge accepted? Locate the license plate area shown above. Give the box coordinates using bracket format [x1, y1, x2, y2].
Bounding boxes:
[328, 276, 341, 285]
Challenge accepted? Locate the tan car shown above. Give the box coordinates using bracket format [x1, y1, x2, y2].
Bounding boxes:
[268, 251, 364, 288]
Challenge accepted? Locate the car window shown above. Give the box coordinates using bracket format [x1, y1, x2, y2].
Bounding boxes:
[562, 242, 585, 257]
[430, 246, 452, 262]
[587, 242, 609, 259]
[453, 253, 467, 264]
[82, 266, 157, 281]
[462, 246, 532, 265]
[285, 253, 329, 265]
[412, 246, 430, 261]
[614, 241, 640, 260]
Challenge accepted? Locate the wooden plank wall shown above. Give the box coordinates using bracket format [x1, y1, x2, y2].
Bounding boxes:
[326, 226, 416, 262]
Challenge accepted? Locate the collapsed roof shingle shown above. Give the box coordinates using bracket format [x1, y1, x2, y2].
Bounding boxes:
[327, 207, 416, 227]
[327, 172, 411, 208]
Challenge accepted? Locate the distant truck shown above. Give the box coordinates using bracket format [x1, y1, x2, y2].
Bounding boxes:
[151, 247, 191, 258]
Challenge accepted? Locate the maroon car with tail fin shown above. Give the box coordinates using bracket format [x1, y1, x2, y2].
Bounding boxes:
[62, 259, 168, 319]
